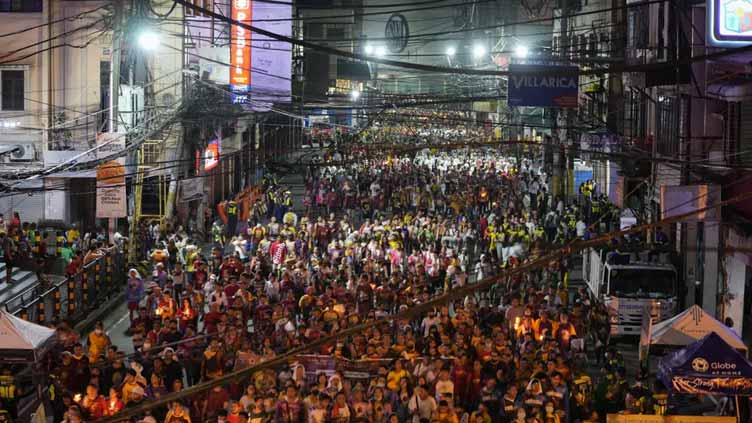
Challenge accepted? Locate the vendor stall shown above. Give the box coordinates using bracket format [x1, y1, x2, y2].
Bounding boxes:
[644, 305, 748, 356]
[0, 310, 55, 363]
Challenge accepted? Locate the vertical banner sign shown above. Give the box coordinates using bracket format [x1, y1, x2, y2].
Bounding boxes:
[95, 133, 127, 218]
[231, 0, 252, 103]
[249, 0, 293, 110]
[507, 64, 579, 108]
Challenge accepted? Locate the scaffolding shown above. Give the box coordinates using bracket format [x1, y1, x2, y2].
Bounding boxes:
[127, 141, 167, 264]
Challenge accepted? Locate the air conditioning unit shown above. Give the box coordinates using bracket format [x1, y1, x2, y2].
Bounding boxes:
[8, 143, 34, 161]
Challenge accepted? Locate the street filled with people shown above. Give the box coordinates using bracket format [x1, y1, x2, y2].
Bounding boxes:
[9, 149, 678, 423]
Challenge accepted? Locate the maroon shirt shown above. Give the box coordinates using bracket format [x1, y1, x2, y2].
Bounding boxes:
[206, 386, 229, 416]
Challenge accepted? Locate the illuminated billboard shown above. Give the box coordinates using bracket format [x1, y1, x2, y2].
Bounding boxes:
[196, 138, 221, 173]
[708, 0, 752, 46]
[230, 0, 292, 108]
[230, 0, 252, 101]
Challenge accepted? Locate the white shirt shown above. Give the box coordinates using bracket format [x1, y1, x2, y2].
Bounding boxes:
[409, 394, 437, 419]
[370, 182, 381, 198]
[421, 316, 439, 337]
[209, 290, 228, 309]
[576, 220, 587, 237]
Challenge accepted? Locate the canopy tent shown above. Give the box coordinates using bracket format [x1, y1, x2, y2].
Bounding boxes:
[0, 310, 55, 363]
[658, 332, 752, 396]
[647, 305, 748, 354]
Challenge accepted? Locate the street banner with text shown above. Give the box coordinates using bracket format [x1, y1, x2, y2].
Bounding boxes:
[95, 133, 127, 218]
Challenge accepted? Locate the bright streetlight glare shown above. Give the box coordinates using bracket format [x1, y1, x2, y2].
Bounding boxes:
[138, 31, 160, 50]
[351, 90, 360, 100]
[515, 45, 529, 58]
[375, 46, 386, 57]
[446, 46, 456, 57]
[472, 44, 486, 59]
[364, 44, 374, 55]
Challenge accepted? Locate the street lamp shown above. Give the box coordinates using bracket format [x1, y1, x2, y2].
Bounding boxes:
[446, 46, 456, 57]
[351, 90, 360, 101]
[472, 44, 486, 59]
[137, 30, 160, 50]
[514, 45, 529, 58]
[364, 44, 374, 55]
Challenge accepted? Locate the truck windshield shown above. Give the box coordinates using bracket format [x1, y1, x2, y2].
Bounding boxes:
[609, 269, 676, 298]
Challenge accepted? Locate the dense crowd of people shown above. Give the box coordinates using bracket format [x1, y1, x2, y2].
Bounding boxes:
[0, 212, 118, 289]
[1, 149, 681, 423]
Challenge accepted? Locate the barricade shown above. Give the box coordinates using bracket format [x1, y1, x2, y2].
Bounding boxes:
[7, 247, 126, 324]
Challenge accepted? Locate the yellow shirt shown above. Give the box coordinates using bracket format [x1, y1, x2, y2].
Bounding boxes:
[66, 229, 80, 243]
[386, 369, 409, 391]
[121, 382, 142, 405]
[87, 332, 109, 362]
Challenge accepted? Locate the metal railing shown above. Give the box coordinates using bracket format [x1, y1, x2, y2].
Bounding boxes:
[6, 245, 127, 325]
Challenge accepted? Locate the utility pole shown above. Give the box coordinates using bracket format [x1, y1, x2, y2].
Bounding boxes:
[607, 0, 625, 135]
[110, 2, 122, 135]
[163, 1, 187, 224]
[111, 0, 123, 245]
[110, 1, 139, 265]
[555, 0, 571, 199]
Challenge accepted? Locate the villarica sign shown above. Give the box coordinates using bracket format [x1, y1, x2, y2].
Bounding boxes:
[507, 63, 579, 108]
[709, 0, 752, 45]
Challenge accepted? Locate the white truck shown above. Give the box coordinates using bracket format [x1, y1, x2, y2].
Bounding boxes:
[582, 248, 678, 336]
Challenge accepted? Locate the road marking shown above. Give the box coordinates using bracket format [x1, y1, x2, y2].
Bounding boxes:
[107, 312, 130, 336]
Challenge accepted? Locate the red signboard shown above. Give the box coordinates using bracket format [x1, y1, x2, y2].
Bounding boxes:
[231, 0, 252, 88]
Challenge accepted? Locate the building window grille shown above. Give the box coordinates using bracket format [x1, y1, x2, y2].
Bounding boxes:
[1, 69, 24, 111]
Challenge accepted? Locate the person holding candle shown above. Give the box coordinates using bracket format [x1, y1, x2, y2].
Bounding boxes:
[105, 387, 124, 416]
[81, 384, 106, 419]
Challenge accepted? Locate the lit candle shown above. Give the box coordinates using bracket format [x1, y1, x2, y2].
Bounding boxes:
[110, 399, 117, 411]
[514, 317, 520, 331]
[74, 393, 82, 403]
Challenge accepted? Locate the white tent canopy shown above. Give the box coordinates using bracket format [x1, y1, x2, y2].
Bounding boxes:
[0, 310, 55, 363]
[648, 305, 747, 353]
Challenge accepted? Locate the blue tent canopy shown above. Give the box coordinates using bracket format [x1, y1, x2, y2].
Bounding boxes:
[658, 332, 752, 396]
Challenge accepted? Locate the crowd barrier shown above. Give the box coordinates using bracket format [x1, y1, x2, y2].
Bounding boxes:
[5, 245, 127, 325]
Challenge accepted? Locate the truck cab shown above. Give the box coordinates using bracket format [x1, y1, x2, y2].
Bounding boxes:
[583, 249, 678, 336]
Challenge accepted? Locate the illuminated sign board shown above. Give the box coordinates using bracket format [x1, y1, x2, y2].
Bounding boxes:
[228, 0, 292, 109]
[231, 0, 252, 102]
[708, 0, 752, 46]
[204, 138, 221, 171]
